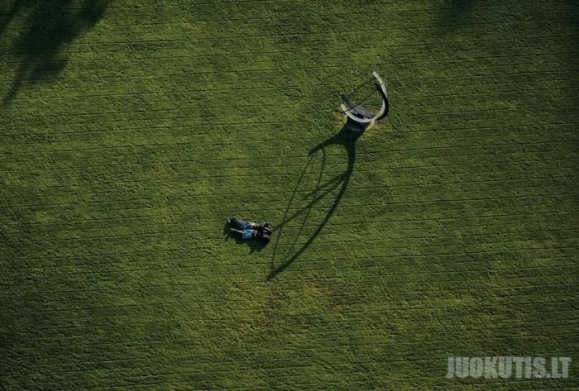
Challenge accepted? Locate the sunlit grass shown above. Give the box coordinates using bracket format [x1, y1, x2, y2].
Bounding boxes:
[0, 0, 578, 389]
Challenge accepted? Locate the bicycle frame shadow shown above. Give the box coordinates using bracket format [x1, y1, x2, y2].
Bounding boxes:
[267, 120, 364, 280]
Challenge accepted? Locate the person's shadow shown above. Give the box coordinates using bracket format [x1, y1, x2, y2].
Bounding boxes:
[267, 119, 365, 280]
[223, 221, 268, 254]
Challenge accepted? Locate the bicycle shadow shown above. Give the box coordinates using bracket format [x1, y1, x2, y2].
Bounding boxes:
[267, 120, 364, 280]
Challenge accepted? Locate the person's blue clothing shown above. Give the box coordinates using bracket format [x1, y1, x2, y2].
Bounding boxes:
[229, 216, 251, 229]
[242, 229, 253, 239]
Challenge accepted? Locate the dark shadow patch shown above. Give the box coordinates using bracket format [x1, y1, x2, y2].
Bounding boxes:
[0, 0, 26, 36]
[437, 0, 476, 31]
[1, 0, 108, 105]
[568, 0, 579, 105]
[267, 120, 364, 280]
[223, 220, 268, 254]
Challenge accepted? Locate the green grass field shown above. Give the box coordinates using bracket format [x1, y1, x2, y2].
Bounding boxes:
[1, 0, 578, 389]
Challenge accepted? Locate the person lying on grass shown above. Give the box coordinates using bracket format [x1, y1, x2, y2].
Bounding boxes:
[228, 216, 272, 243]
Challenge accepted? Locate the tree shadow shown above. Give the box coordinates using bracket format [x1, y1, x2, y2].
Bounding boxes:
[437, 0, 476, 31]
[569, 0, 579, 109]
[267, 119, 364, 280]
[1, 0, 108, 106]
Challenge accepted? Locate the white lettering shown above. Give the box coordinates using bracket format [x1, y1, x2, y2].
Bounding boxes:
[455, 357, 469, 379]
[560, 357, 572, 379]
[484, 356, 498, 378]
[551, 357, 561, 379]
[512, 357, 524, 378]
[498, 357, 512, 378]
[470, 357, 483, 378]
[524, 357, 532, 378]
[446, 357, 455, 378]
[533, 357, 546, 378]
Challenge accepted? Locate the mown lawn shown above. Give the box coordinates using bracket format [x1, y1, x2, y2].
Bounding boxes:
[1, 0, 578, 390]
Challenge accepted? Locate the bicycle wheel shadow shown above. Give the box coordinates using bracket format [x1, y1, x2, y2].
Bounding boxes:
[267, 120, 364, 280]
